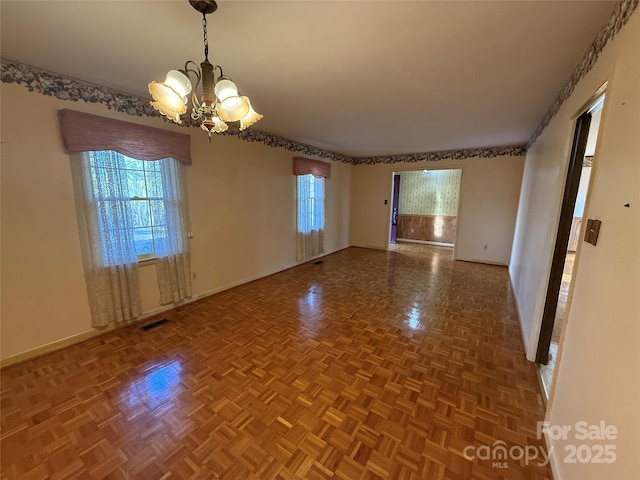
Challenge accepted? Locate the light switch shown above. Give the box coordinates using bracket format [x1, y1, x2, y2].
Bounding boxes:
[584, 219, 601, 246]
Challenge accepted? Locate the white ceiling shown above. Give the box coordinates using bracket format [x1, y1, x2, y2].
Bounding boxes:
[1, 0, 614, 157]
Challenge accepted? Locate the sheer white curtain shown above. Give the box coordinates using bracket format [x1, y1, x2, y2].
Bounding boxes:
[297, 174, 325, 261]
[156, 158, 192, 304]
[71, 151, 142, 327]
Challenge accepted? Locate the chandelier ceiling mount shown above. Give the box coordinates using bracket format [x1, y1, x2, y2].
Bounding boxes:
[188, 0, 218, 15]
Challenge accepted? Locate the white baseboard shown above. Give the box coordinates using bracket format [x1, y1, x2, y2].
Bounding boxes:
[508, 271, 538, 362]
[190, 247, 350, 301]
[545, 431, 562, 480]
[1, 246, 350, 368]
[457, 258, 508, 267]
[395, 238, 454, 247]
[1, 327, 116, 368]
[351, 244, 388, 251]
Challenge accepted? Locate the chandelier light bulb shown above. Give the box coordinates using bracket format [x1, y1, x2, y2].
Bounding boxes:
[149, 82, 187, 114]
[239, 97, 263, 131]
[201, 114, 228, 133]
[223, 96, 242, 109]
[150, 100, 184, 124]
[213, 77, 239, 103]
[165, 70, 192, 98]
[148, 70, 192, 123]
[218, 95, 250, 122]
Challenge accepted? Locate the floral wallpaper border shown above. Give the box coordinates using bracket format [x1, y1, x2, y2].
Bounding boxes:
[1, 59, 160, 118]
[528, 0, 638, 147]
[0, 59, 526, 165]
[349, 145, 527, 165]
[2, 0, 635, 165]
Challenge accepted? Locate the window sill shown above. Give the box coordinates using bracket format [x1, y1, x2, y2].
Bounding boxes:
[138, 257, 158, 267]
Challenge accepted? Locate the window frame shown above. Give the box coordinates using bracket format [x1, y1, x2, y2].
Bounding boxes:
[296, 174, 325, 234]
[86, 150, 170, 263]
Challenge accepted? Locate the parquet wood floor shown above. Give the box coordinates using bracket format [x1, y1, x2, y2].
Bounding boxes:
[1, 245, 551, 480]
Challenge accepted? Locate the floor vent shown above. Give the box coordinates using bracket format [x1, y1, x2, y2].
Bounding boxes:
[313, 260, 324, 265]
[141, 319, 169, 331]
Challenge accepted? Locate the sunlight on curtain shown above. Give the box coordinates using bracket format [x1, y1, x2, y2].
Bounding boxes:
[155, 159, 192, 304]
[297, 174, 325, 261]
[72, 151, 142, 327]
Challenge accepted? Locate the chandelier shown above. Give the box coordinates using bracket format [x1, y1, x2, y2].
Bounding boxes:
[148, 0, 262, 141]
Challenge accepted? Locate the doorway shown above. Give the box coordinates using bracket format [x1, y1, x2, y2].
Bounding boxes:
[537, 94, 605, 396]
[389, 169, 462, 247]
[390, 174, 401, 243]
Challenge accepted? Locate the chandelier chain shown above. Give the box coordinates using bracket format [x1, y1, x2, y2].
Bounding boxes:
[202, 13, 209, 60]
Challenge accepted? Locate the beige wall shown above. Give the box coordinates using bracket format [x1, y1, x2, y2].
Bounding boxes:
[509, 10, 640, 480]
[0, 84, 351, 362]
[350, 158, 524, 265]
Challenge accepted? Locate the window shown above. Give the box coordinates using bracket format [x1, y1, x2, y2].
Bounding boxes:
[62, 110, 192, 325]
[297, 174, 325, 233]
[296, 174, 325, 261]
[84, 150, 177, 262]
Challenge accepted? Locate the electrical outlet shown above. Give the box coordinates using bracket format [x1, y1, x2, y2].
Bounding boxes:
[192, 271, 197, 279]
[411, 228, 415, 233]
